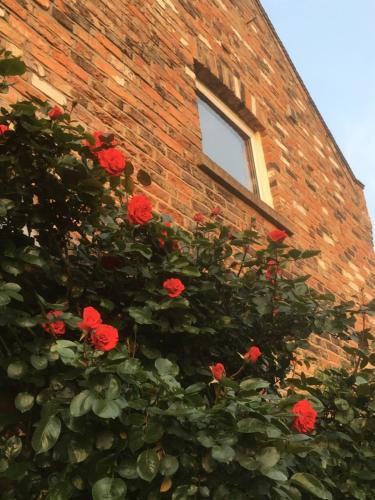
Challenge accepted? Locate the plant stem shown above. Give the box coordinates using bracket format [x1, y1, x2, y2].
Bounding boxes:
[231, 363, 246, 378]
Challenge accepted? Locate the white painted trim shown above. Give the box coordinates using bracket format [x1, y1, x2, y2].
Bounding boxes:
[196, 81, 273, 207]
[197, 80, 252, 136]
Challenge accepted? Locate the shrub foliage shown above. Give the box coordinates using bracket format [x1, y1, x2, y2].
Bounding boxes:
[0, 52, 374, 500]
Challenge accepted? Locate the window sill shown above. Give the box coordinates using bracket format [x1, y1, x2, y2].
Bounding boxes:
[197, 153, 294, 235]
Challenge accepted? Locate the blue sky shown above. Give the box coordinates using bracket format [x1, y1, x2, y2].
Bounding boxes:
[261, 0, 375, 228]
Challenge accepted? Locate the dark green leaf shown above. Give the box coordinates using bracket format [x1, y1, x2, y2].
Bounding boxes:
[137, 449, 160, 482]
[70, 390, 94, 417]
[92, 478, 127, 500]
[15, 392, 34, 413]
[0, 58, 26, 76]
[31, 416, 61, 454]
[291, 473, 332, 499]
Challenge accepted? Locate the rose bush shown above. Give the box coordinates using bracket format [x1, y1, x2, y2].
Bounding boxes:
[0, 52, 374, 500]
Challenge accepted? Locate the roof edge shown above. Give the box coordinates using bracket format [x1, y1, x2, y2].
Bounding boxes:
[256, 0, 364, 189]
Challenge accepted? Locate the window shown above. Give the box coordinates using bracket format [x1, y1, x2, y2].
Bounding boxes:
[197, 95, 256, 191]
[196, 81, 273, 206]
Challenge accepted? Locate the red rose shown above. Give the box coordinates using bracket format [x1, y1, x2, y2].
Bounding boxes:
[272, 308, 280, 317]
[97, 148, 126, 176]
[171, 240, 180, 251]
[265, 259, 282, 282]
[0, 124, 9, 135]
[163, 278, 185, 298]
[48, 106, 63, 119]
[292, 400, 317, 433]
[78, 306, 102, 332]
[268, 229, 288, 243]
[243, 346, 262, 363]
[91, 324, 119, 351]
[210, 363, 225, 381]
[42, 310, 65, 336]
[211, 207, 221, 216]
[159, 222, 171, 248]
[127, 194, 153, 225]
[193, 213, 205, 223]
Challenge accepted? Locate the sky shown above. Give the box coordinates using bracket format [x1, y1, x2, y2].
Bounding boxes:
[261, 0, 375, 228]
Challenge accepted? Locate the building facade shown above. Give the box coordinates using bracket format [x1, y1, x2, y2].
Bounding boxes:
[0, 0, 374, 365]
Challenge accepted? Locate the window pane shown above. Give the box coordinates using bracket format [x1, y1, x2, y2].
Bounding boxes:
[197, 96, 253, 191]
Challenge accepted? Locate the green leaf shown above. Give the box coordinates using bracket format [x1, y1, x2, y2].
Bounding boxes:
[137, 449, 160, 482]
[252, 295, 271, 315]
[100, 297, 115, 311]
[117, 358, 141, 376]
[335, 407, 354, 424]
[160, 455, 179, 476]
[155, 358, 179, 377]
[240, 378, 270, 391]
[178, 266, 201, 277]
[0, 259, 21, 276]
[125, 160, 134, 175]
[124, 243, 152, 259]
[172, 485, 198, 499]
[78, 178, 103, 196]
[30, 354, 48, 370]
[291, 473, 332, 499]
[236, 452, 257, 471]
[105, 376, 121, 399]
[301, 249, 321, 259]
[255, 447, 280, 472]
[92, 478, 127, 500]
[96, 431, 115, 450]
[0, 198, 15, 216]
[117, 459, 138, 479]
[263, 468, 288, 481]
[237, 418, 267, 434]
[144, 422, 164, 443]
[54, 340, 78, 348]
[287, 249, 302, 259]
[4, 435, 22, 459]
[212, 445, 235, 463]
[70, 390, 94, 417]
[47, 481, 74, 500]
[279, 485, 302, 500]
[31, 416, 61, 454]
[68, 438, 91, 463]
[0, 58, 26, 76]
[199, 486, 210, 498]
[196, 431, 215, 448]
[140, 344, 161, 359]
[334, 398, 349, 411]
[92, 399, 120, 419]
[0, 459, 8, 473]
[16, 316, 38, 328]
[56, 347, 76, 365]
[15, 392, 34, 413]
[7, 361, 27, 379]
[129, 429, 144, 453]
[185, 382, 206, 394]
[0, 292, 10, 306]
[1, 282, 20, 292]
[128, 306, 153, 324]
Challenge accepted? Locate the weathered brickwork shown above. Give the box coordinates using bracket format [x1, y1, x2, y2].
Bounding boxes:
[1, 0, 374, 365]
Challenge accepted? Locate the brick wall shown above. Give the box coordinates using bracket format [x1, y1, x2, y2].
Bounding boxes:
[1, 0, 374, 366]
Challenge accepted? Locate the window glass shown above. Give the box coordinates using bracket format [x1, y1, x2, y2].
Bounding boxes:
[197, 95, 253, 191]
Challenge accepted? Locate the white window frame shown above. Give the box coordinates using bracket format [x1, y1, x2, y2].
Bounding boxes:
[196, 80, 273, 207]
